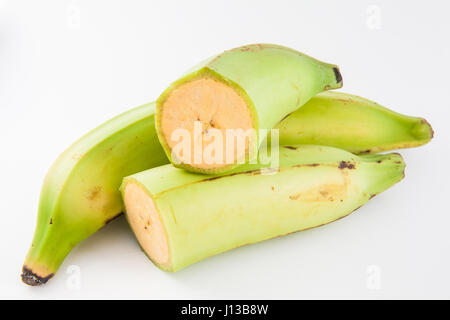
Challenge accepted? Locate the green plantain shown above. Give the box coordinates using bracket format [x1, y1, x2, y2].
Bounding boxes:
[121, 145, 405, 272]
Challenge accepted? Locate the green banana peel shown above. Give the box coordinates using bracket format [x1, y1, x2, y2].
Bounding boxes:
[121, 145, 405, 272]
[274, 91, 434, 154]
[156, 44, 343, 174]
[21, 102, 168, 286]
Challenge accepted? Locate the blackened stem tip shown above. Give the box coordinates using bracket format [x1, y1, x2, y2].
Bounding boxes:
[21, 266, 54, 286]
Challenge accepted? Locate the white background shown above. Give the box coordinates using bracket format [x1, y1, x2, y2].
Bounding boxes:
[1, 0, 449, 299]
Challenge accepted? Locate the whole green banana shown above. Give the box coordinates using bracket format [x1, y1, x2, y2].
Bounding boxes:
[121, 145, 405, 272]
[22, 93, 431, 285]
[156, 44, 343, 174]
[274, 91, 433, 154]
[21, 103, 168, 286]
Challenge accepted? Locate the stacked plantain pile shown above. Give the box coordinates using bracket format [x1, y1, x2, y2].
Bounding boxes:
[21, 44, 433, 286]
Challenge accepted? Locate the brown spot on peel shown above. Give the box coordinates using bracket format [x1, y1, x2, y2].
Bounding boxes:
[279, 112, 294, 123]
[200, 168, 272, 183]
[87, 186, 102, 200]
[338, 161, 355, 169]
[289, 181, 348, 203]
[201, 176, 223, 182]
[21, 266, 54, 286]
[333, 67, 343, 85]
[238, 44, 266, 53]
[289, 194, 301, 200]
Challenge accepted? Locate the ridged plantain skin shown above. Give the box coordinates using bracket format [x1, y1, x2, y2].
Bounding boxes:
[121, 145, 405, 272]
[274, 91, 433, 154]
[156, 44, 343, 174]
[22, 92, 432, 285]
[21, 102, 168, 286]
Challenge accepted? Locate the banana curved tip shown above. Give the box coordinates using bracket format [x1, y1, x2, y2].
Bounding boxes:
[21, 266, 54, 286]
[412, 118, 434, 141]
